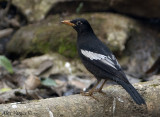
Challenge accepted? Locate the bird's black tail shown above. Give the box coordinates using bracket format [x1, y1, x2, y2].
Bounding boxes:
[117, 81, 146, 105]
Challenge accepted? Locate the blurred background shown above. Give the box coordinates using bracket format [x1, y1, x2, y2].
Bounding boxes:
[0, 0, 160, 103]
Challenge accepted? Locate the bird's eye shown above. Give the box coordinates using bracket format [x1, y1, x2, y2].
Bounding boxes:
[76, 21, 82, 25]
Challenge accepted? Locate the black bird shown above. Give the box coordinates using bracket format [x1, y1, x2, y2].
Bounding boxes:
[61, 18, 146, 105]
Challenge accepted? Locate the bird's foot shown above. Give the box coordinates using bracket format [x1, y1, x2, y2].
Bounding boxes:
[80, 91, 99, 101]
[93, 89, 106, 95]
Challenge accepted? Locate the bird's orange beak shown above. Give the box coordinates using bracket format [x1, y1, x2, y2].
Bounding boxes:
[61, 20, 75, 26]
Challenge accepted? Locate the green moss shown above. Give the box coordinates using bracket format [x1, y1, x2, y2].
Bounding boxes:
[31, 26, 54, 53]
[150, 84, 159, 87]
[29, 23, 78, 58]
[52, 37, 77, 58]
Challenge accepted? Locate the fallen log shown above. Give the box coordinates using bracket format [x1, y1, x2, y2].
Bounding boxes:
[0, 78, 160, 117]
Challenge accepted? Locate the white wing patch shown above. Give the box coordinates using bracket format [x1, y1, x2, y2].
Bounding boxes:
[111, 55, 121, 68]
[81, 49, 118, 70]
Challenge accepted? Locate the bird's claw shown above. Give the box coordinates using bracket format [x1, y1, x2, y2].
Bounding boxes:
[80, 91, 99, 101]
[80, 91, 93, 96]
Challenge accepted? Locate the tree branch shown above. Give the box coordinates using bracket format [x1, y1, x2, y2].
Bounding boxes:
[0, 78, 160, 117]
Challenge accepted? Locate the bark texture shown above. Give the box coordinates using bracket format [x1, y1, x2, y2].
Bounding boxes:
[0, 78, 160, 117]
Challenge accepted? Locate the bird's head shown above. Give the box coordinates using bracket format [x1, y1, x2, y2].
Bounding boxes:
[61, 18, 93, 34]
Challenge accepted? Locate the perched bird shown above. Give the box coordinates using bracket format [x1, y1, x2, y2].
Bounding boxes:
[61, 18, 146, 105]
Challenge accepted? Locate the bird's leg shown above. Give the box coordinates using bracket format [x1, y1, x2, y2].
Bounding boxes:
[98, 79, 107, 91]
[81, 80, 101, 96]
[81, 80, 101, 101]
[94, 80, 107, 95]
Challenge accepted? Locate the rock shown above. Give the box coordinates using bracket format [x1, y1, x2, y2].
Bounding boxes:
[98, 13, 140, 51]
[46, 0, 110, 16]
[6, 14, 77, 59]
[110, 0, 160, 19]
[12, 0, 58, 22]
[12, 0, 110, 22]
[11, 0, 160, 22]
[119, 30, 160, 78]
[6, 13, 141, 58]
[48, 0, 160, 19]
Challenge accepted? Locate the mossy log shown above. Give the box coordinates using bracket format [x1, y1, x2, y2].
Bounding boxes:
[0, 78, 160, 117]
